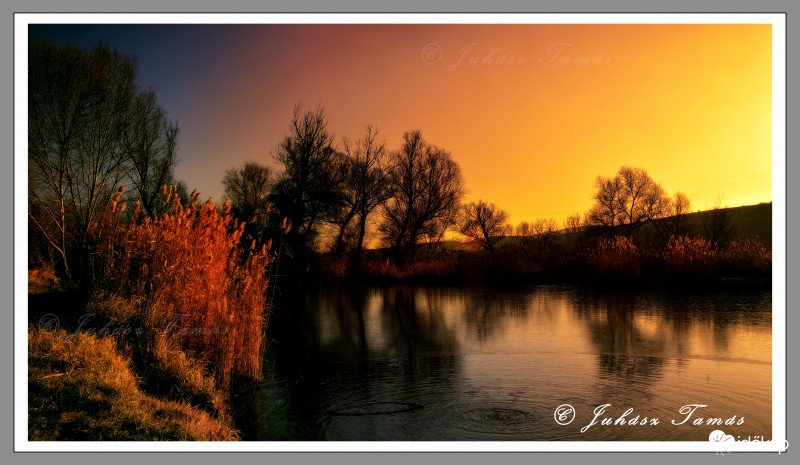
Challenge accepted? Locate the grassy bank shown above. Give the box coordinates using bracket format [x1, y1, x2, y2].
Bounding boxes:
[27, 193, 273, 441]
[28, 325, 238, 441]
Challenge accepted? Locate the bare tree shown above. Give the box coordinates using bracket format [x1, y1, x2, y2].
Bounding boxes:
[125, 89, 179, 216]
[28, 41, 174, 283]
[459, 200, 511, 255]
[380, 131, 464, 263]
[586, 175, 624, 234]
[333, 125, 390, 258]
[670, 191, 691, 236]
[700, 194, 736, 247]
[270, 103, 346, 268]
[587, 166, 670, 237]
[28, 41, 89, 280]
[416, 146, 464, 258]
[516, 220, 535, 254]
[223, 161, 272, 227]
[564, 213, 582, 235]
[563, 212, 584, 249]
[532, 218, 559, 253]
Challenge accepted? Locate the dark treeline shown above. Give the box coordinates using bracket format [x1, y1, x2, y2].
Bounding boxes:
[219, 109, 771, 287]
[28, 40, 772, 292]
[220, 103, 466, 281]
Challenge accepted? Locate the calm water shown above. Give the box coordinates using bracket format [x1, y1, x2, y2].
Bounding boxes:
[250, 284, 771, 441]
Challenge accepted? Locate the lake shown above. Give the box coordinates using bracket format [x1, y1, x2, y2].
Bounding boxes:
[244, 284, 771, 441]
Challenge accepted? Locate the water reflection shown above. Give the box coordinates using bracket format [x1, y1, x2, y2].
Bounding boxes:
[256, 284, 771, 441]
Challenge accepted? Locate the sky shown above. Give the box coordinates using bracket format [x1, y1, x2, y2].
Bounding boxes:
[28, 22, 773, 226]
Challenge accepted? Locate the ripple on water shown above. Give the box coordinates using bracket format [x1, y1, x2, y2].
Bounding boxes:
[328, 401, 424, 416]
[432, 404, 542, 440]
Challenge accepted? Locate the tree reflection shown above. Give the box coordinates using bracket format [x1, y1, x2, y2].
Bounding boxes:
[460, 287, 533, 341]
[567, 289, 771, 384]
[262, 285, 461, 439]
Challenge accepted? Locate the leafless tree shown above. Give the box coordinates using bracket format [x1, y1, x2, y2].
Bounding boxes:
[223, 161, 272, 227]
[587, 166, 670, 237]
[380, 131, 464, 263]
[516, 221, 534, 254]
[670, 191, 691, 236]
[532, 218, 559, 253]
[587, 175, 624, 233]
[564, 213, 583, 235]
[333, 125, 391, 258]
[700, 194, 736, 247]
[125, 89, 179, 216]
[29, 41, 175, 283]
[459, 200, 511, 255]
[270, 103, 346, 267]
[563, 212, 584, 249]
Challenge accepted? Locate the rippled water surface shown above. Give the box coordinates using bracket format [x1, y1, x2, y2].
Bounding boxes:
[252, 285, 771, 441]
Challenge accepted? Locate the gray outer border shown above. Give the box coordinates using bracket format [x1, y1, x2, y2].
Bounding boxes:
[3, 1, 795, 464]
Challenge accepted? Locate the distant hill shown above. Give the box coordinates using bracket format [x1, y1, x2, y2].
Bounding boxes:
[364, 202, 773, 255]
[684, 202, 772, 247]
[508, 202, 773, 248]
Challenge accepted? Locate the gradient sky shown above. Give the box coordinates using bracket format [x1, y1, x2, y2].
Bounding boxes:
[28, 22, 773, 226]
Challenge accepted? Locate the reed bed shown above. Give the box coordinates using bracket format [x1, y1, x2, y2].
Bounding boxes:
[95, 185, 272, 389]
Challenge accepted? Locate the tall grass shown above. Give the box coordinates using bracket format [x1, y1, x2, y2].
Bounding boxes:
[662, 235, 716, 278]
[95, 185, 272, 388]
[718, 236, 772, 276]
[28, 325, 238, 441]
[587, 236, 642, 277]
[362, 257, 459, 281]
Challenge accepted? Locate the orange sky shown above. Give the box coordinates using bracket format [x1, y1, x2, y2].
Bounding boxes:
[35, 23, 772, 226]
[187, 23, 771, 226]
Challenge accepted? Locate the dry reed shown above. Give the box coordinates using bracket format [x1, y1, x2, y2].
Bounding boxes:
[96, 185, 272, 388]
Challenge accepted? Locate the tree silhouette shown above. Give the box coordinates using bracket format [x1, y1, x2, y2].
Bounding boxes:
[270, 103, 346, 270]
[532, 218, 559, 253]
[563, 213, 585, 249]
[125, 90, 179, 217]
[587, 166, 670, 237]
[223, 161, 272, 232]
[700, 194, 736, 247]
[334, 125, 391, 261]
[28, 41, 178, 283]
[459, 200, 511, 255]
[587, 175, 624, 233]
[515, 221, 535, 255]
[380, 131, 464, 263]
[670, 192, 691, 236]
[564, 213, 583, 234]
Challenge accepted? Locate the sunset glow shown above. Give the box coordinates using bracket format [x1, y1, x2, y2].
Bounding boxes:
[29, 22, 773, 226]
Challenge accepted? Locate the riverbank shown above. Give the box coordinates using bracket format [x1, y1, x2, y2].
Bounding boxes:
[310, 242, 772, 292]
[28, 325, 239, 441]
[27, 271, 241, 441]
